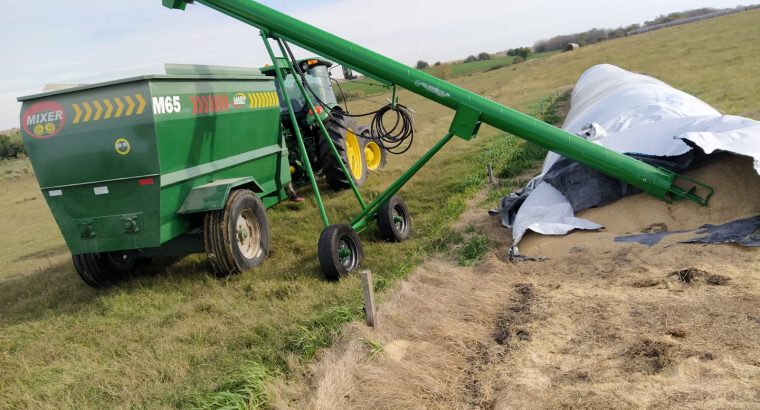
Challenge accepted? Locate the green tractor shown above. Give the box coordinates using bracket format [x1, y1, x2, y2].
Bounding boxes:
[261, 58, 385, 191]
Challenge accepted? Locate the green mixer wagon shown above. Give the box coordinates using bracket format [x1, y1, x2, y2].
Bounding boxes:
[18, 65, 292, 286]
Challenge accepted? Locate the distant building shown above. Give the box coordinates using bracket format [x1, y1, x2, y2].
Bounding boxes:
[564, 43, 580, 52]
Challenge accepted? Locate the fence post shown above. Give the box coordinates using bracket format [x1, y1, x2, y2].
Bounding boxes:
[360, 270, 377, 327]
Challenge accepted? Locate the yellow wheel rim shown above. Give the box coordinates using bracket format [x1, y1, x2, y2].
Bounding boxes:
[346, 130, 364, 180]
[364, 141, 382, 171]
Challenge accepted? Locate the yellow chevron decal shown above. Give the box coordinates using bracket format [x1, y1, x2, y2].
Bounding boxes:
[69, 94, 147, 124]
[103, 99, 114, 119]
[135, 94, 147, 115]
[239, 92, 280, 110]
[125, 95, 136, 116]
[114, 97, 125, 118]
[93, 100, 103, 121]
[72, 103, 83, 124]
[82, 102, 93, 122]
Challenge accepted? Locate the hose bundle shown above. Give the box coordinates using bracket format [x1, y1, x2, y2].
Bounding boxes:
[346, 103, 415, 155]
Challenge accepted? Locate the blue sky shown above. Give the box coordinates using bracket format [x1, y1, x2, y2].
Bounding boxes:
[0, 0, 750, 130]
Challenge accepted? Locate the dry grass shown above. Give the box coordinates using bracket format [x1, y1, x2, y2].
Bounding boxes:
[284, 157, 760, 409]
[2, 7, 760, 408]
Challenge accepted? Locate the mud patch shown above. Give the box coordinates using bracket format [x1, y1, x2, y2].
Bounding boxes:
[622, 339, 676, 375]
[668, 268, 731, 286]
[493, 284, 534, 346]
[667, 329, 688, 338]
[705, 274, 731, 286]
[642, 223, 669, 234]
[632, 278, 662, 288]
[465, 283, 536, 407]
[671, 268, 709, 283]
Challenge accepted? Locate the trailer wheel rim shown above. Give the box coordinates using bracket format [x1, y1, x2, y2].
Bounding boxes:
[392, 204, 409, 234]
[345, 130, 364, 180]
[365, 141, 382, 171]
[236, 209, 261, 259]
[338, 236, 359, 270]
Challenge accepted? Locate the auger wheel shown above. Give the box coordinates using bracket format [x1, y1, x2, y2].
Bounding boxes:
[317, 224, 364, 281]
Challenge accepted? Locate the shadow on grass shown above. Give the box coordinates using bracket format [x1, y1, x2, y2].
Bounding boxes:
[0, 255, 209, 325]
[0, 246, 335, 327]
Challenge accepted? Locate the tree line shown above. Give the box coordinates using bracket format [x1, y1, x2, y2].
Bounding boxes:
[534, 7, 720, 52]
[415, 48, 531, 71]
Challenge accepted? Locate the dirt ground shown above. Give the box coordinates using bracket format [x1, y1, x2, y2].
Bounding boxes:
[273, 156, 760, 409]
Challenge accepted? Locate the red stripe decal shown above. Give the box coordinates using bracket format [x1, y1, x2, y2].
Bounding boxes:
[191, 97, 199, 115]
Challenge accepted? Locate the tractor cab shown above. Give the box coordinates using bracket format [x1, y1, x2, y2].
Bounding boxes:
[261, 58, 338, 119]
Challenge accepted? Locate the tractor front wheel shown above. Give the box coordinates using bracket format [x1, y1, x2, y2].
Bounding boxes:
[360, 129, 386, 172]
[377, 195, 412, 242]
[318, 224, 363, 281]
[203, 189, 270, 277]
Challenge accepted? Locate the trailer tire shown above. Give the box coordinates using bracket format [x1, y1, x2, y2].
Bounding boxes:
[72, 250, 144, 287]
[318, 113, 368, 191]
[377, 195, 412, 242]
[318, 224, 363, 281]
[204, 189, 270, 277]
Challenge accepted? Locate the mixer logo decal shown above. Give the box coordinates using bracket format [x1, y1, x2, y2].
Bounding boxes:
[22, 101, 66, 138]
[232, 93, 247, 108]
[190, 95, 230, 114]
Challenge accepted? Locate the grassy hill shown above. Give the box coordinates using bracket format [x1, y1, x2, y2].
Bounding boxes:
[337, 52, 558, 100]
[0, 8, 759, 408]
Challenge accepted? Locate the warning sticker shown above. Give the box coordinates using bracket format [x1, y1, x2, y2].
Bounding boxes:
[115, 138, 131, 155]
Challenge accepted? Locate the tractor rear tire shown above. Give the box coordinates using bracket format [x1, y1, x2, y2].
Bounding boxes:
[377, 195, 412, 242]
[72, 250, 147, 287]
[318, 224, 363, 281]
[318, 113, 368, 191]
[203, 189, 270, 277]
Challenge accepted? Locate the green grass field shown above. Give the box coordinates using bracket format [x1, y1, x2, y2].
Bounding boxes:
[1, 8, 759, 408]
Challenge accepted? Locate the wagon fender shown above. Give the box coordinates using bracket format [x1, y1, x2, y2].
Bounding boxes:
[178, 177, 263, 214]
